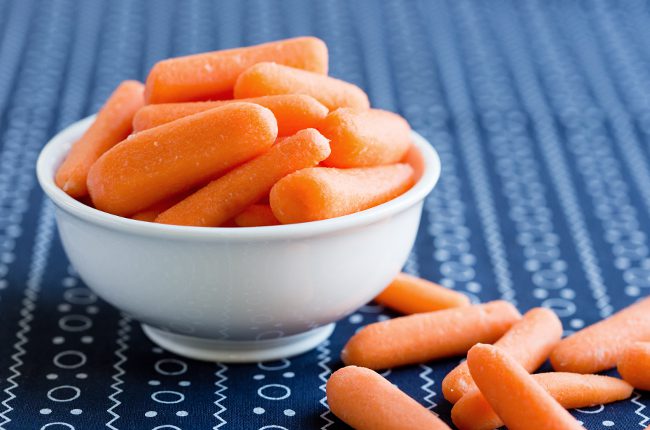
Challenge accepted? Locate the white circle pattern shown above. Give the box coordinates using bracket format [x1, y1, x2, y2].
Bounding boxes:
[257, 384, 291, 401]
[151, 390, 185, 404]
[58, 315, 92, 332]
[154, 358, 188, 376]
[47, 385, 81, 403]
[40, 424, 74, 430]
[53, 351, 87, 369]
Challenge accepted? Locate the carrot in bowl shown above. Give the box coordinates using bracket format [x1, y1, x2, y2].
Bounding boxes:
[341, 301, 521, 370]
[145, 36, 328, 103]
[617, 341, 650, 390]
[130, 191, 193, 222]
[452, 372, 632, 430]
[156, 128, 330, 227]
[443, 307, 563, 403]
[132, 94, 328, 136]
[467, 344, 584, 430]
[269, 164, 414, 224]
[374, 272, 470, 315]
[550, 296, 650, 374]
[318, 108, 412, 167]
[56, 80, 144, 198]
[234, 204, 280, 227]
[326, 366, 451, 430]
[234, 62, 370, 110]
[87, 102, 277, 216]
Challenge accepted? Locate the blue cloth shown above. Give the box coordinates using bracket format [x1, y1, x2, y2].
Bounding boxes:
[0, 0, 649, 428]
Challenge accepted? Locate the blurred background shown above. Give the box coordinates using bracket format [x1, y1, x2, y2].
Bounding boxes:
[0, 0, 649, 429]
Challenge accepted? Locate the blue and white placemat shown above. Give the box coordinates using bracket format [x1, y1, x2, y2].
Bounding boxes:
[0, 0, 649, 428]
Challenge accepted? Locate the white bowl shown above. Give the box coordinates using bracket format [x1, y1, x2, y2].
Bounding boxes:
[36, 115, 441, 362]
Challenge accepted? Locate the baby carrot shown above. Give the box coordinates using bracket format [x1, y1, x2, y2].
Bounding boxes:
[326, 366, 451, 430]
[443, 307, 563, 403]
[374, 272, 470, 315]
[467, 344, 584, 430]
[341, 301, 521, 370]
[234, 204, 280, 227]
[131, 192, 191, 222]
[56, 80, 144, 198]
[87, 103, 277, 216]
[269, 164, 414, 224]
[319, 108, 412, 167]
[132, 94, 328, 136]
[145, 37, 328, 103]
[452, 372, 633, 430]
[234, 62, 370, 110]
[618, 341, 650, 390]
[551, 297, 650, 373]
[156, 129, 330, 227]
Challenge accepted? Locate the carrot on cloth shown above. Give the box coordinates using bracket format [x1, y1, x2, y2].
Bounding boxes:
[156, 128, 330, 227]
[318, 108, 412, 167]
[269, 164, 414, 224]
[145, 37, 328, 103]
[443, 307, 563, 403]
[467, 344, 584, 430]
[132, 94, 328, 136]
[56, 80, 144, 198]
[452, 372, 632, 430]
[234, 204, 280, 227]
[326, 366, 451, 430]
[87, 102, 277, 216]
[234, 62, 369, 110]
[618, 341, 650, 390]
[341, 301, 521, 370]
[374, 272, 470, 315]
[551, 297, 650, 373]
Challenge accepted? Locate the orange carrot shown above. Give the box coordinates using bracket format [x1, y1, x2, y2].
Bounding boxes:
[234, 62, 369, 110]
[131, 192, 191, 222]
[452, 372, 633, 430]
[234, 204, 280, 227]
[443, 307, 563, 403]
[145, 37, 328, 103]
[551, 297, 650, 373]
[326, 366, 451, 430]
[318, 108, 412, 167]
[56, 80, 144, 198]
[156, 129, 330, 227]
[618, 341, 650, 390]
[87, 103, 277, 216]
[269, 164, 414, 224]
[374, 272, 470, 315]
[341, 301, 521, 370]
[132, 94, 328, 136]
[467, 344, 584, 430]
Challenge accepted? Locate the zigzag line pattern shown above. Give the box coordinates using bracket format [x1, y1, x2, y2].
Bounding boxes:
[317, 340, 334, 430]
[631, 392, 650, 427]
[213, 362, 228, 429]
[106, 314, 132, 430]
[418, 364, 438, 413]
[0, 201, 55, 429]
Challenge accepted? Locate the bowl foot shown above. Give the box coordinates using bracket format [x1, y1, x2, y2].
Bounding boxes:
[141, 323, 335, 362]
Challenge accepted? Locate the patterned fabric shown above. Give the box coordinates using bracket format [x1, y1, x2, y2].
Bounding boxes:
[0, 0, 649, 428]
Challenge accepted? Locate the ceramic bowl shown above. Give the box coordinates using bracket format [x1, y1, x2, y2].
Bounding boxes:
[36, 115, 440, 362]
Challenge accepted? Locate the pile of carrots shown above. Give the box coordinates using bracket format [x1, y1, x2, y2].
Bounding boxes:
[56, 37, 416, 227]
[54, 36, 649, 429]
[327, 273, 650, 430]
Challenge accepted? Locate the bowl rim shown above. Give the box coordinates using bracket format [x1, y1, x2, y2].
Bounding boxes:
[37, 115, 441, 241]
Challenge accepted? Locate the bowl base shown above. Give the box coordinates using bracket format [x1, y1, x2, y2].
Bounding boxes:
[141, 323, 335, 362]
